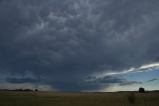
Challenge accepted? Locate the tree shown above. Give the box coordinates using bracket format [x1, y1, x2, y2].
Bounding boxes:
[35, 89, 38, 92]
[139, 87, 145, 93]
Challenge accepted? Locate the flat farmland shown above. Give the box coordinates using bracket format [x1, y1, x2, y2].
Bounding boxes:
[0, 91, 159, 106]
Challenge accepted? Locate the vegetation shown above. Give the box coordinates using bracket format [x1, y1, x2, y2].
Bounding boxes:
[0, 91, 159, 106]
[127, 93, 136, 104]
[139, 87, 145, 93]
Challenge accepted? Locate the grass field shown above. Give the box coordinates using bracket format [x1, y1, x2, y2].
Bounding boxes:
[0, 91, 159, 106]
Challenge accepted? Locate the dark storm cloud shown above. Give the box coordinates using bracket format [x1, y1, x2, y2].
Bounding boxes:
[6, 78, 37, 83]
[0, 0, 159, 91]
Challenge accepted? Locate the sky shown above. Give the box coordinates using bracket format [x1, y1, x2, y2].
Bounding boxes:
[0, 0, 159, 92]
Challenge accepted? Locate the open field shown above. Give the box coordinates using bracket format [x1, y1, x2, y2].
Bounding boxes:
[0, 91, 159, 106]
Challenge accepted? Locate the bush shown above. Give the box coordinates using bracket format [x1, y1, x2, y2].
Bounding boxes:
[127, 93, 136, 104]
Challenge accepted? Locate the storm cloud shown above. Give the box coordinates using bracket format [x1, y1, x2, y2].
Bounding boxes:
[0, 0, 159, 91]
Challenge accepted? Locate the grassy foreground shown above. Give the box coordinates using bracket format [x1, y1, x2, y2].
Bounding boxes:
[0, 91, 159, 106]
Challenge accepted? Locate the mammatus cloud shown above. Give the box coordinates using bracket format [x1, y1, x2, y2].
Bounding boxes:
[0, 0, 159, 91]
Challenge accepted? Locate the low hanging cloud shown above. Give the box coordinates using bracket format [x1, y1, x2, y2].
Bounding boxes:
[86, 76, 141, 86]
[147, 78, 159, 83]
[0, 0, 159, 91]
[94, 62, 159, 79]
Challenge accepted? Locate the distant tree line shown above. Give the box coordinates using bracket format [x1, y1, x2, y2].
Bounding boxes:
[0, 89, 38, 92]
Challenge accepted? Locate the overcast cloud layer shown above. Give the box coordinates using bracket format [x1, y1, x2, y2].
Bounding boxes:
[0, 0, 159, 91]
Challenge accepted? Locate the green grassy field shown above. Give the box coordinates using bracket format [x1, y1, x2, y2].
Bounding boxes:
[0, 91, 159, 106]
